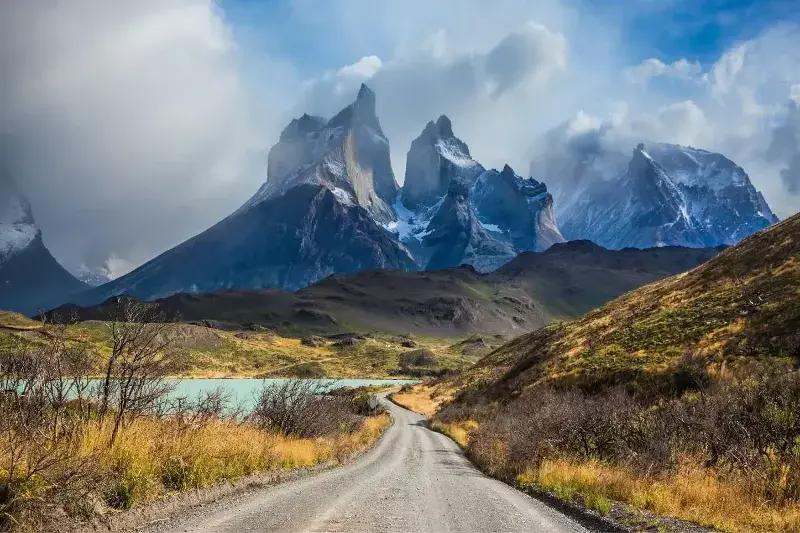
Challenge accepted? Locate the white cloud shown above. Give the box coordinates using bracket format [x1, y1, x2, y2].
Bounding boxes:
[0, 0, 276, 273]
[707, 43, 748, 98]
[630, 100, 714, 147]
[485, 22, 568, 98]
[301, 20, 570, 179]
[102, 253, 136, 280]
[624, 57, 702, 86]
[338, 55, 383, 78]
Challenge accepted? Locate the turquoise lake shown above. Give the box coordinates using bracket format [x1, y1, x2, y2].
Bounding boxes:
[165, 378, 418, 408]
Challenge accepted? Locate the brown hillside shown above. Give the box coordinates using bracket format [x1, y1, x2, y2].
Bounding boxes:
[476, 213, 799, 395]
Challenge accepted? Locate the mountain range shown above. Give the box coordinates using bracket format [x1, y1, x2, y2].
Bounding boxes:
[0, 84, 781, 314]
[533, 132, 778, 249]
[50, 241, 722, 337]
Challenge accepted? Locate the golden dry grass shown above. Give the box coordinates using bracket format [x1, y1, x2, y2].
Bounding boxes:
[3, 413, 390, 516]
[390, 383, 456, 417]
[430, 420, 478, 448]
[7, 319, 470, 379]
[0, 312, 40, 330]
[517, 459, 800, 533]
[469, 213, 800, 394]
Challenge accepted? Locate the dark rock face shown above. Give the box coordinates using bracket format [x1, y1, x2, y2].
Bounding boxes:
[0, 235, 88, 315]
[396, 117, 565, 270]
[0, 180, 86, 314]
[402, 115, 485, 209]
[422, 180, 515, 272]
[74, 184, 416, 303]
[472, 164, 565, 251]
[267, 113, 327, 183]
[537, 137, 778, 249]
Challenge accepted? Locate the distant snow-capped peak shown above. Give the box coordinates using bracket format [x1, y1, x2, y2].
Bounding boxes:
[0, 180, 39, 265]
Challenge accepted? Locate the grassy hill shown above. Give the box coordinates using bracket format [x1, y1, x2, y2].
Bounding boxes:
[471, 214, 798, 395]
[50, 243, 720, 338]
[426, 214, 800, 532]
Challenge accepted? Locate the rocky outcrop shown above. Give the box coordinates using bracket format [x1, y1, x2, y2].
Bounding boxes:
[395, 117, 565, 264]
[249, 83, 398, 225]
[401, 115, 484, 210]
[472, 164, 565, 251]
[0, 179, 86, 314]
[422, 179, 515, 272]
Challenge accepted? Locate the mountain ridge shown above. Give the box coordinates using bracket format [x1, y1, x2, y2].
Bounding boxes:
[52, 243, 722, 338]
[535, 136, 778, 250]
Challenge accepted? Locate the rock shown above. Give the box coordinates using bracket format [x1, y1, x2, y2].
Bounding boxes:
[451, 335, 491, 356]
[334, 337, 360, 348]
[300, 335, 326, 347]
[422, 179, 516, 271]
[402, 115, 484, 209]
[399, 348, 437, 367]
[471, 164, 565, 252]
[400, 339, 417, 348]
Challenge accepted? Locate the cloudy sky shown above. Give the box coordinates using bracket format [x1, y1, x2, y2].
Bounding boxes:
[1, 0, 799, 277]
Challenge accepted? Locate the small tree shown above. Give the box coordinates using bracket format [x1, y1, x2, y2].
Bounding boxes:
[98, 298, 180, 446]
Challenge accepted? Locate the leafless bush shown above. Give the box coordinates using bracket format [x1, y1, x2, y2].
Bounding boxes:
[467, 386, 640, 477]
[168, 387, 248, 426]
[0, 299, 186, 529]
[250, 380, 358, 437]
[98, 298, 181, 445]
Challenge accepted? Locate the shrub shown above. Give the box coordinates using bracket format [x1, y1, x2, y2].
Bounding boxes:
[250, 380, 359, 438]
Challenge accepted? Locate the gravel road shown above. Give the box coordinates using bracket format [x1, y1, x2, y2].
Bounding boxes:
[154, 396, 590, 533]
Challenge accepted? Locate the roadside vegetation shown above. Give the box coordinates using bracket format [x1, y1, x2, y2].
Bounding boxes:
[425, 215, 800, 532]
[0, 300, 390, 532]
[437, 374, 800, 532]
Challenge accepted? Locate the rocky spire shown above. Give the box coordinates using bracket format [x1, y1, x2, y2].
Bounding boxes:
[402, 115, 483, 209]
[435, 115, 453, 138]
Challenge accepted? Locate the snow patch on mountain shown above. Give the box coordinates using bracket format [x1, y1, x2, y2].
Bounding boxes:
[331, 186, 355, 206]
[479, 221, 503, 233]
[435, 138, 481, 169]
[0, 224, 38, 264]
[71, 264, 115, 287]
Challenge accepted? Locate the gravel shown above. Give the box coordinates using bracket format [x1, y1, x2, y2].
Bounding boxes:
[145, 396, 590, 533]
